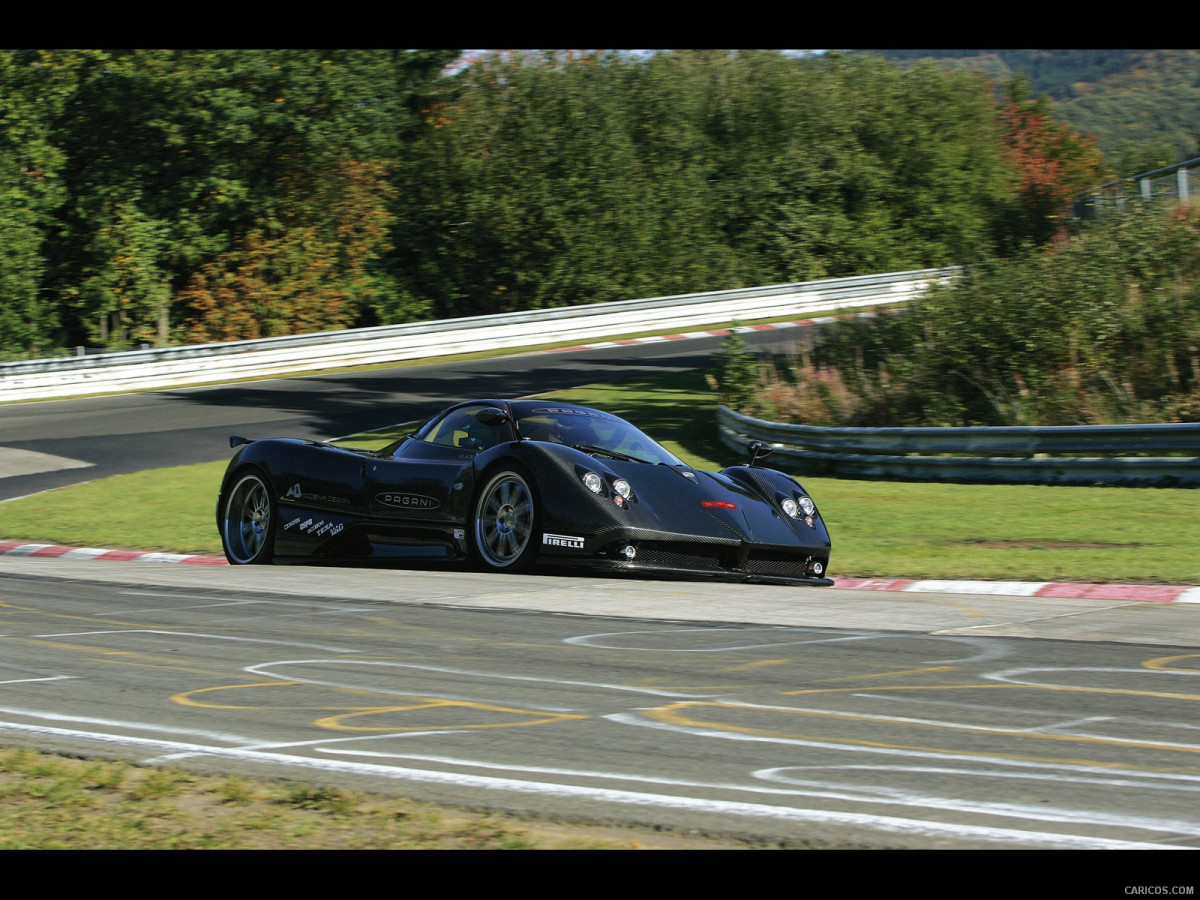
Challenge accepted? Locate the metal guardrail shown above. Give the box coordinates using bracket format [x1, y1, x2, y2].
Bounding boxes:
[717, 406, 1200, 487]
[0, 268, 958, 402]
[1073, 156, 1199, 220]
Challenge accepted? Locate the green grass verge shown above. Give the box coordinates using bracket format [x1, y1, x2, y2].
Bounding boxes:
[0, 747, 757, 849]
[3, 367, 1197, 584]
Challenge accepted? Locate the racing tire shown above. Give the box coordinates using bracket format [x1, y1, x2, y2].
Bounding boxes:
[221, 470, 277, 565]
[471, 466, 540, 573]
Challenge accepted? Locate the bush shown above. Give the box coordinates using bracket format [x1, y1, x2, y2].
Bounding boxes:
[705, 332, 761, 411]
[715, 205, 1200, 427]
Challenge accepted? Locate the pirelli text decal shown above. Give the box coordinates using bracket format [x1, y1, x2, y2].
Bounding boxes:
[542, 532, 584, 549]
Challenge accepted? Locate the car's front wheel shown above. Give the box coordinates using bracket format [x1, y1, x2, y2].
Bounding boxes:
[221, 470, 277, 565]
[471, 467, 539, 573]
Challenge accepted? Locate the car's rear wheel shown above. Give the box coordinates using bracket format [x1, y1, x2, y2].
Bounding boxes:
[472, 467, 539, 572]
[222, 470, 276, 565]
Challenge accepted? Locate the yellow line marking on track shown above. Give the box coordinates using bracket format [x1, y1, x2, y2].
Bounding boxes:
[172, 683, 587, 731]
[641, 694, 1200, 763]
[1143, 653, 1200, 672]
[316, 701, 585, 732]
[23, 638, 224, 674]
[720, 659, 792, 671]
[173, 682, 309, 710]
[946, 601, 989, 617]
[808, 665, 957, 683]
[782, 682, 1200, 702]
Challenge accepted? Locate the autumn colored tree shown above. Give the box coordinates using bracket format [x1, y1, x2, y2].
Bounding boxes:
[995, 77, 1112, 247]
[180, 158, 398, 341]
[48, 49, 454, 349]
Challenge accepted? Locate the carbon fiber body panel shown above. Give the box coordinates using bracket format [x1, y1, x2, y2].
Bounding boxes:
[216, 400, 832, 585]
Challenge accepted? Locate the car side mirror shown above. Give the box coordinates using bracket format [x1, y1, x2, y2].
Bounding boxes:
[474, 407, 511, 427]
[747, 440, 773, 467]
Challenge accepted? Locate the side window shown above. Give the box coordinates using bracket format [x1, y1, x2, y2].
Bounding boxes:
[422, 406, 509, 452]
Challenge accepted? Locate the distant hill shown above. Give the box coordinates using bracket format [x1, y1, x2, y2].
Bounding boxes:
[858, 50, 1200, 173]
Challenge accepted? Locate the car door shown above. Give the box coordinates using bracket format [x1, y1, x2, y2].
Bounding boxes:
[363, 404, 511, 525]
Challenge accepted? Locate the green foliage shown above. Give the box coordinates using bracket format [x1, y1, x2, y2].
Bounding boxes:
[42, 49, 454, 350]
[1049, 50, 1200, 164]
[76, 193, 173, 348]
[0, 48, 1160, 357]
[741, 204, 1200, 427]
[391, 50, 749, 319]
[178, 158, 400, 341]
[993, 78, 1112, 248]
[0, 51, 94, 356]
[392, 49, 1038, 319]
[865, 50, 1200, 164]
[706, 331, 761, 410]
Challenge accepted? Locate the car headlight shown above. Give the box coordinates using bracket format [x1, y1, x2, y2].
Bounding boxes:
[580, 470, 633, 506]
[781, 495, 816, 520]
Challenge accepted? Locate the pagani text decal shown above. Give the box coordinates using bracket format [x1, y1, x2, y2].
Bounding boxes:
[531, 407, 616, 421]
[376, 492, 441, 510]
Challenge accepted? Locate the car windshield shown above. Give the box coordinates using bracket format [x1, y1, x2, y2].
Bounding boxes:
[514, 406, 683, 466]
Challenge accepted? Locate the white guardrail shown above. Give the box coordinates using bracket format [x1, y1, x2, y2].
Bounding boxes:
[718, 406, 1200, 487]
[0, 268, 958, 402]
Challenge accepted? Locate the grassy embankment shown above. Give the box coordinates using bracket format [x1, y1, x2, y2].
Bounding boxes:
[0, 746, 764, 849]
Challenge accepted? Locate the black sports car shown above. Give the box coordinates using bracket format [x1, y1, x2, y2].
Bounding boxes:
[216, 399, 832, 585]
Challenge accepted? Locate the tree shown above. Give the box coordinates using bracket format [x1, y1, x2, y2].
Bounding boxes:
[390, 50, 739, 320]
[995, 77, 1112, 247]
[180, 158, 398, 341]
[50, 49, 455, 347]
[0, 50, 94, 356]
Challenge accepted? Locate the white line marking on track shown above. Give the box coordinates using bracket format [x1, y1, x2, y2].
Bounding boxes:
[0, 716, 1184, 849]
[603, 709, 1200, 779]
[245, 659, 714, 700]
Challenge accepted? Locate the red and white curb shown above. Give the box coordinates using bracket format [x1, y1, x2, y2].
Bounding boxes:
[2, 539, 1197, 602]
[0, 540, 226, 566]
[833, 576, 1200, 604]
[547, 315, 866, 352]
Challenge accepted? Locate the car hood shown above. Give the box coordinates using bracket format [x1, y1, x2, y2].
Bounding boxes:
[606, 461, 827, 548]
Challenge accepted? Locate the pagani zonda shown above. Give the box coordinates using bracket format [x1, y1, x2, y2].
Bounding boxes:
[217, 399, 832, 585]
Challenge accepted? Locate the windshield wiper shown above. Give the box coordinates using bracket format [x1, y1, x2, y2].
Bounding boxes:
[569, 444, 645, 462]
